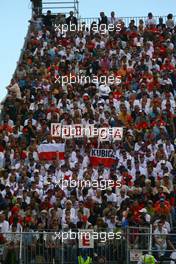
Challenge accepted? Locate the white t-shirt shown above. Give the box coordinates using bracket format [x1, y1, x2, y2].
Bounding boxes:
[170, 251, 176, 264]
[98, 85, 111, 97]
[0, 220, 9, 233]
[154, 227, 168, 246]
[104, 193, 117, 203]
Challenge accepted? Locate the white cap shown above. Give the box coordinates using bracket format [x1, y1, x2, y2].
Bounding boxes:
[15, 163, 21, 170]
[44, 181, 50, 185]
[163, 173, 169, 177]
[98, 99, 105, 104]
[83, 93, 89, 97]
[139, 208, 147, 213]
[38, 100, 44, 104]
[41, 210, 48, 214]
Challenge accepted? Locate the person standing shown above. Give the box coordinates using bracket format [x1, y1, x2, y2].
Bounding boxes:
[31, 0, 42, 15]
[98, 12, 108, 28]
[137, 251, 157, 264]
[66, 11, 78, 29]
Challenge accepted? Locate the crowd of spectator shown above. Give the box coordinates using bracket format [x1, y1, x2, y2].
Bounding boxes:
[0, 8, 176, 262]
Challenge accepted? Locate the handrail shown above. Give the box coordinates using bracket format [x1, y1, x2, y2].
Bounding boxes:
[42, 0, 79, 17]
[79, 15, 176, 26]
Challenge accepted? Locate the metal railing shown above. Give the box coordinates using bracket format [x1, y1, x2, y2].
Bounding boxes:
[79, 15, 176, 26]
[126, 226, 176, 264]
[30, 1, 176, 24]
[42, 0, 79, 17]
[1, 227, 176, 263]
[0, 230, 126, 264]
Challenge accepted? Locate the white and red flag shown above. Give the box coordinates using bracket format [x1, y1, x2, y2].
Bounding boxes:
[37, 143, 65, 160]
[90, 149, 116, 168]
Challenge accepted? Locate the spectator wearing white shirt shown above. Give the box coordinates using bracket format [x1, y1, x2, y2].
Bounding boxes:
[108, 11, 119, 25]
[145, 13, 156, 28]
[62, 200, 76, 224]
[0, 212, 9, 233]
[24, 113, 37, 127]
[76, 201, 90, 218]
[92, 188, 102, 204]
[116, 189, 129, 208]
[75, 33, 86, 47]
[154, 221, 168, 258]
[166, 14, 175, 29]
[106, 214, 117, 231]
[104, 188, 117, 204]
[7, 80, 21, 99]
[69, 150, 78, 168]
[154, 216, 171, 233]
[170, 250, 176, 264]
[98, 84, 111, 99]
[2, 114, 14, 127]
[156, 159, 173, 175]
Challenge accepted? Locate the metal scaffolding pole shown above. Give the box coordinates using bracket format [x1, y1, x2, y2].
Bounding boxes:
[41, 0, 79, 17]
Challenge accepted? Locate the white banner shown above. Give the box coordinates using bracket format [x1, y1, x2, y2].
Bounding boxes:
[78, 229, 94, 249]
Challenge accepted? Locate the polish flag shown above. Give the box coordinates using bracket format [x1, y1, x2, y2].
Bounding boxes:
[37, 143, 65, 160]
[90, 149, 116, 168]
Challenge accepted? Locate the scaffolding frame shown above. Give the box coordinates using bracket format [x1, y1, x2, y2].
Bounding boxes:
[41, 0, 79, 17]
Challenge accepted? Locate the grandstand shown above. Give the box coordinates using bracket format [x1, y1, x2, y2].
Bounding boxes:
[0, 0, 176, 263]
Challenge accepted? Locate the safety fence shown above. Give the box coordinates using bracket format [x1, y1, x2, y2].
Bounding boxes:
[0, 229, 126, 264]
[0, 227, 176, 263]
[30, 0, 79, 17]
[79, 15, 176, 27]
[29, 1, 176, 25]
[126, 226, 176, 264]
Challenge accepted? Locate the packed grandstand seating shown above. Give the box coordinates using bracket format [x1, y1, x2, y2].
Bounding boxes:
[0, 8, 176, 263]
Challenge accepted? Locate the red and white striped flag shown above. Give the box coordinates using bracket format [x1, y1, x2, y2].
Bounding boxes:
[90, 149, 116, 168]
[37, 143, 65, 160]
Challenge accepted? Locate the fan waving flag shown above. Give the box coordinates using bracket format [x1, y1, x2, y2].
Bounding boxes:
[90, 149, 116, 168]
[37, 143, 65, 160]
